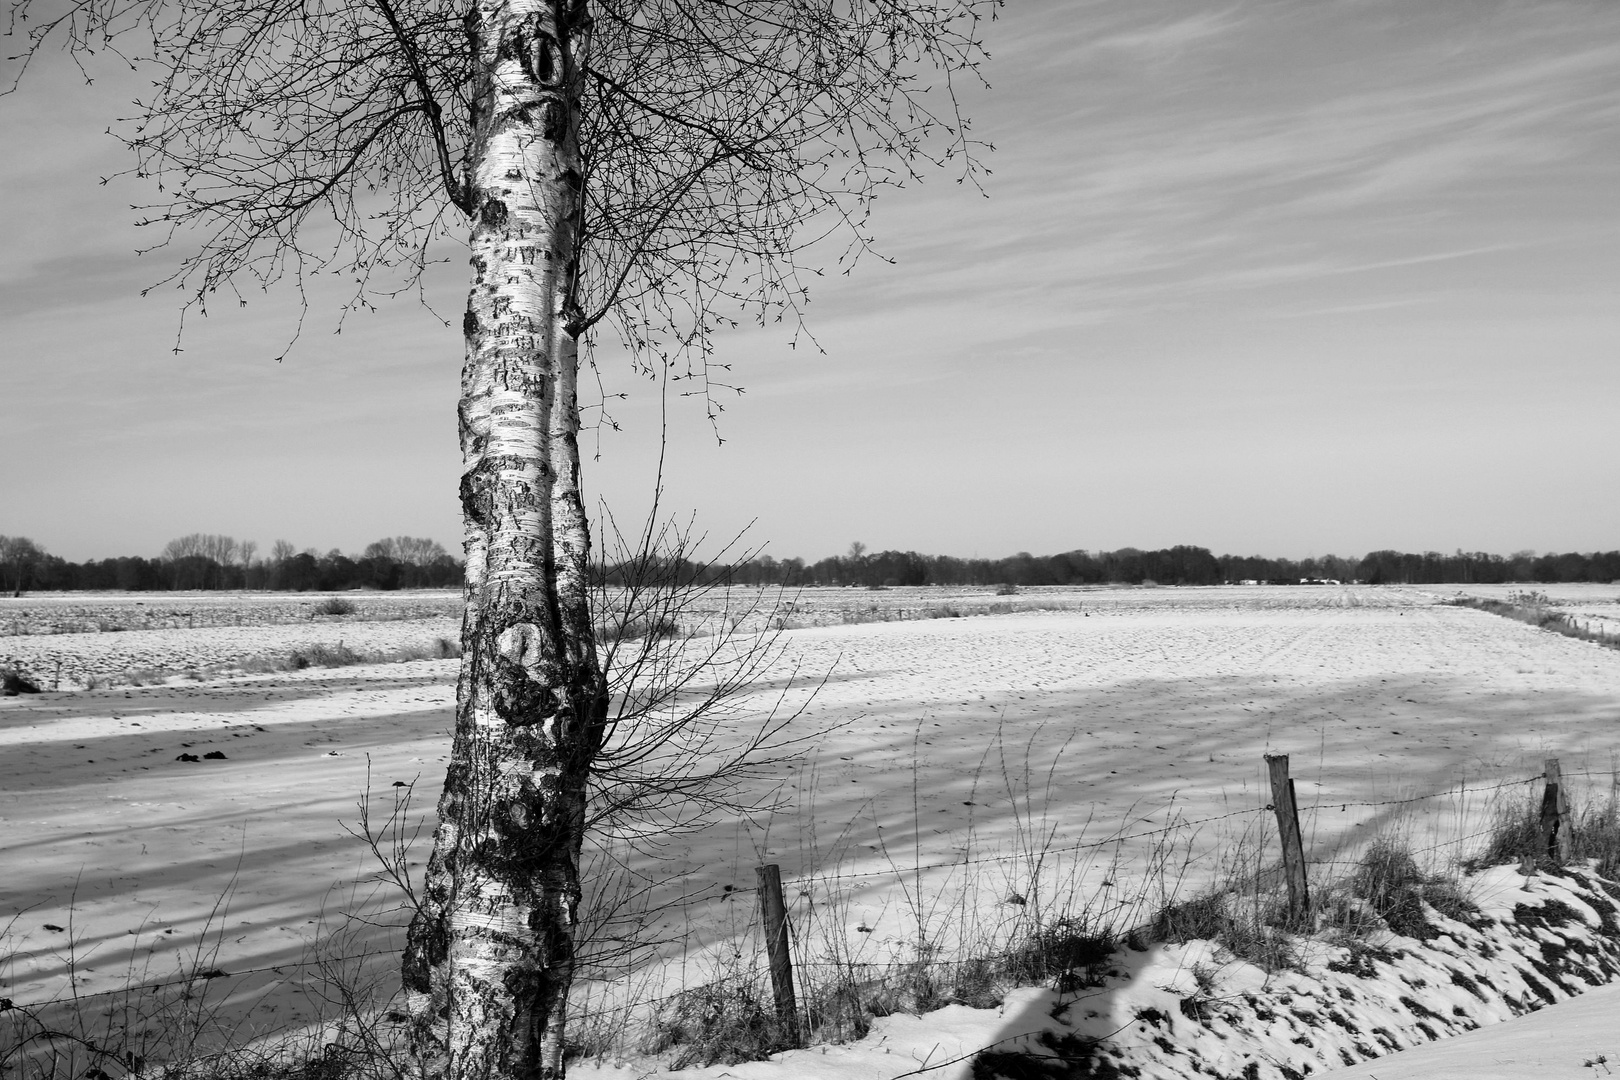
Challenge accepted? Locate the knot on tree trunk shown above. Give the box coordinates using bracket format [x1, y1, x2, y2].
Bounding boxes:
[494, 622, 564, 728]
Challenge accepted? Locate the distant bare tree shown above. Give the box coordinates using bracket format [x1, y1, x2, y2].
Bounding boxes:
[0, 536, 45, 597]
[364, 536, 449, 566]
[160, 535, 199, 561]
[161, 533, 241, 588]
[398, 536, 448, 566]
[161, 533, 239, 565]
[237, 539, 259, 570]
[363, 538, 400, 562]
[270, 539, 297, 565]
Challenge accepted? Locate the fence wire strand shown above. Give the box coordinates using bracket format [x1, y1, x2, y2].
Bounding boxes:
[3, 766, 1567, 1028]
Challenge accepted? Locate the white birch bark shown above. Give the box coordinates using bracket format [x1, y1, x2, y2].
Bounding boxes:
[404, 2, 600, 1077]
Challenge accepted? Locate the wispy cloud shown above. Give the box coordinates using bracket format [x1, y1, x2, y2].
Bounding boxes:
[1265, 297, 1435, 320]
[1089, 8, 1243, 57]
[815, 0, 1620, 327]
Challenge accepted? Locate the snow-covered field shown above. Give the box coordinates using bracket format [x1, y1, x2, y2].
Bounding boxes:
[5, 584, 1620, 1076]
[0, 590, 462, 687]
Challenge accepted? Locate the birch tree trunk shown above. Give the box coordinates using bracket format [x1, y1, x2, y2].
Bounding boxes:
[403, 2, 605, 1077]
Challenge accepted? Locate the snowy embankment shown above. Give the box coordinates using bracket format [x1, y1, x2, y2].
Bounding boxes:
[578, 864, 1620, 1079]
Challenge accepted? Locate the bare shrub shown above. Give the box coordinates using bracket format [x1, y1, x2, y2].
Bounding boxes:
[1, 669, 41, 695]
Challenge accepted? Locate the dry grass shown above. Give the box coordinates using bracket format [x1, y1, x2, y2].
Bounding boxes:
[1, 883, 412, 1080]
[644, 978, 793, 1069]
[1449, 590, 1620, 652]
[7, 760, 1608, 1077]
[76, 638, 463, 689]
[1466, 780, 1620, 880]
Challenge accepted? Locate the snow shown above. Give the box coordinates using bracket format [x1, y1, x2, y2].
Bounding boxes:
[5, 585, 1620, 1077]
[1323, 982, 1620, 1078]
[573, 863, 1620, 1079]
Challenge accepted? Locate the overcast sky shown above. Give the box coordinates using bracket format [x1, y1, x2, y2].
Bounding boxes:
[3, 0, 1618, 566]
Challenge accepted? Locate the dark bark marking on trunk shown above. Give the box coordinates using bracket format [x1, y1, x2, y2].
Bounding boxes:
[496, 25, 530, 70]
[459, 465, 496, 530]
[540, 99, 567, 142]
[480, 197, 508, 230]
[460, 454, 549, 531]
[492, 655, 560, 726]
[496, 19, 560, 88]
[457, 409, 487, 466]
[402, 896, 450, 992]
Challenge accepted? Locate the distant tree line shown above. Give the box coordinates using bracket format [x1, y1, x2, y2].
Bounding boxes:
[2, 533, 462, 592]
[4, 534, 1618, 595]
[1350, 549, 1620, 586]
[605, 545, 1620, 590]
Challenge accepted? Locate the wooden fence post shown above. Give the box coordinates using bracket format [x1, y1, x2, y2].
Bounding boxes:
[1264, 753, 1310, 923]
[1540, 757, 1570, 863]
[756, 864, 800, 1047]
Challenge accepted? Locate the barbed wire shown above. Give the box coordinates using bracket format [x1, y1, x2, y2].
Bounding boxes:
[1301, 825, 1508, 868]
[670, 777, 1552, 909]
[745, 805, 1278, 891]
[3, 768, 1564, 1023]
[1297, 775, 1541, 816]
[576, 772, 1560, 924]
[559, 778, 1564, 1026]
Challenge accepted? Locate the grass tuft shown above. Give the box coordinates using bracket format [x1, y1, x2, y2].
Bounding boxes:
[1003, 918, 1115, 991]
[1351, 839, 1439, 939]
[288, 642, 364, 669]
[647, 980, 790, 1069]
